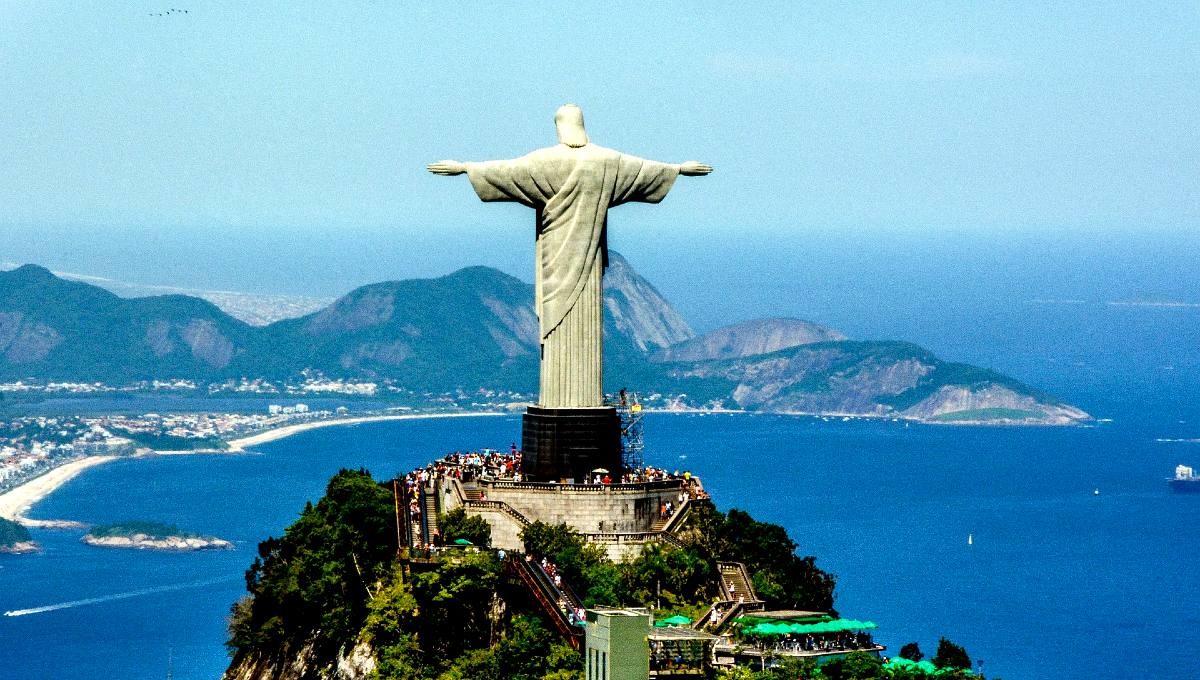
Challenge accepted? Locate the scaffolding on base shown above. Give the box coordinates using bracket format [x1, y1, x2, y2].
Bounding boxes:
[615, 388, 645, 473]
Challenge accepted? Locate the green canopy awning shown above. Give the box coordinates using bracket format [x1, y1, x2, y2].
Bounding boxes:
[884, 658, 971, 676]
[657, 615, 692, 626]
[749, 619, 879, 635]
[756, 622, 797, 635]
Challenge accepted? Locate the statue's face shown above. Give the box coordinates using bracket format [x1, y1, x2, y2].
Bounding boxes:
[555, 104, 589, 147]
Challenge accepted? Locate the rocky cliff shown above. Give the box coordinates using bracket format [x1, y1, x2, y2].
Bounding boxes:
[603, 252, 694, 352]
[653, 317, 845, 363]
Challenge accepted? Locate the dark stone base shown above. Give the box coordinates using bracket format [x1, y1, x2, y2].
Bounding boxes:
[521, 406, 623, 483]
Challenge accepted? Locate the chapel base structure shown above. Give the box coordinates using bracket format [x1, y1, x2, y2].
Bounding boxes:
[521, 406, 624, 483]
[439, 476, 697, 562]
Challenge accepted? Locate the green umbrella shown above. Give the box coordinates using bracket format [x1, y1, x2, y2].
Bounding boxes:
[658, 615, 692, 626]
[791, 615, 834, 622]
[747, 623, 788, 635]
[784, 623, 814, 634]
[453, 538, 473, 545]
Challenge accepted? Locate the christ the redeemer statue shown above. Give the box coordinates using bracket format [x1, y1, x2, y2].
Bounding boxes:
[429, 104, 711, 411]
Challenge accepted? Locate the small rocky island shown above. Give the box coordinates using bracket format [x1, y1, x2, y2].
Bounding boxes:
[0, 517, 38, 554]
[83, 521, 233, 551]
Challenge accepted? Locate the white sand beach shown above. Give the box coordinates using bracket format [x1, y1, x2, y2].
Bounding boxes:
[225, 411, 506, 452]
[0, 456, 117, 526]
[0, 411, 509, 527]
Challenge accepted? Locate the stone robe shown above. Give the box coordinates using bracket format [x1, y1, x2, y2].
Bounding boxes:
[465, 144, 679, 408]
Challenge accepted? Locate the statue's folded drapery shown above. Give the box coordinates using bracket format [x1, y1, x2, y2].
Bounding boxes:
[465, 144, 678, 408]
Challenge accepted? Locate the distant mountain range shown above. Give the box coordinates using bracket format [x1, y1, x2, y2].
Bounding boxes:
[0, 255, 1089, 424]
[0, 262, 334, 325]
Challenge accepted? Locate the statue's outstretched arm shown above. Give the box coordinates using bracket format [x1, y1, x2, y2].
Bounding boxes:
[427, 160, 466, 176]
[678, 161, 713, 176]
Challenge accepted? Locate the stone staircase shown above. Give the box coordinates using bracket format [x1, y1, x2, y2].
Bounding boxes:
[719, 562, 758, 603]
[422, 485, 439, 542]
[655, 497, 699, 533]
[695, 562, 765, 633]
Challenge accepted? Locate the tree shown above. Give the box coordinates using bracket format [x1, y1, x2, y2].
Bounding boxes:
[686, 505, 836, 611]
[898, 642, 923, 661]
[820, 651, 884, 680]
[410, 551, 500, 671]
[363, 568, 423, 680]
[519, 521, 610, 604]
[0, 517, 32, 546]
[933, 637, 971, 670]
[621, 542, 715, 608]
[439, 507, 492, 547]
[228, 469, 398, 660]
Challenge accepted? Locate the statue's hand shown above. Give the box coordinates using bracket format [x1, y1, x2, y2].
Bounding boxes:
[427, 160, 466, 176]
[679, 161, 713, 176]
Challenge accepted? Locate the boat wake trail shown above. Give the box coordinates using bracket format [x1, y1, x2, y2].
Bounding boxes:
[3, 576, 239, 617]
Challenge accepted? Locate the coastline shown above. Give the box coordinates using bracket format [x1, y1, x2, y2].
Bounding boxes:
[224, 411, 507, 452]
[0, 411, 507, 527]
[0, 456, 116, 527]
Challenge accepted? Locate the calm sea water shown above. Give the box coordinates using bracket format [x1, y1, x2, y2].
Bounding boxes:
[2, 403, 1198, 679]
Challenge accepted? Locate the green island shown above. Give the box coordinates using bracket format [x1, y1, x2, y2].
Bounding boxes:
[124, 432, 229, 451]
[0, 516, 37, 553]
[84, 520, 233, 551]
[224, 469, 995, 680]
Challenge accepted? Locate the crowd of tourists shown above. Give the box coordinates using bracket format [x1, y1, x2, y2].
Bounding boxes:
[747, 631, 878, 655]
[392, 444, 709, 554]
[436, 445, 524, 482]
[424, 445, 708, 498]
[650, 640, 706, 672]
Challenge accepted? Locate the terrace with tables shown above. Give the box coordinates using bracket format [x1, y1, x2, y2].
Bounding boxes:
[713, 611, 885, 666]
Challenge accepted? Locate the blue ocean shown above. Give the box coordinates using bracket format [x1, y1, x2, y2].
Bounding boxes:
[1, 298, 1197, 679]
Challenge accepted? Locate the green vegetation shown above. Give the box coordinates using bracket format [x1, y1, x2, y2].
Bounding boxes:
[899, 642, 924, 661]
[227, 468, 582, 679]
[123, 432, 228, 450]
[86, 520, 193, 539]
[932, 637, 972, 670]
[225, 470, 990, 680]
[226, 469, 839, 678]
[0, 517, 32, 546]
[228, 469, 397, 661]
[437, 507, 492, 547]
[931, 408, 1045, 422]
[517, 503, 835, 613]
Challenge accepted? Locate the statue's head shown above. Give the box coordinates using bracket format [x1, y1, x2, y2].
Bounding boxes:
[555, 104, 589, 148]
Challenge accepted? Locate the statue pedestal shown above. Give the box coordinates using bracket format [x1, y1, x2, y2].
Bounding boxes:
[521, 406, 623, 483]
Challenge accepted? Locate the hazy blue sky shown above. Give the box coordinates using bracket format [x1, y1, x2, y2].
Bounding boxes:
[1, 2, 1197, 344]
